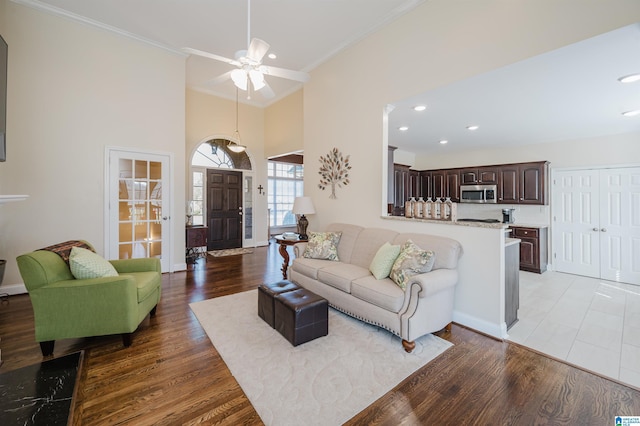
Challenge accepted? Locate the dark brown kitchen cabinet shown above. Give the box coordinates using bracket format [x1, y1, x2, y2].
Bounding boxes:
[409, 169, 421, 199]
[446, 169, 461, 202]
[430, 169, 460, 201]
[511, 226, 548, 273]
[461, 166, 498, 185]
[519, 162, 547, 204]
[393, 164, 423, 211]
[498, 161, 548, 205]
[431, 170, 446, 199]
[393, 164, 410, 209]
[498, 165, 519, 203]
[420, 171, 432, 199]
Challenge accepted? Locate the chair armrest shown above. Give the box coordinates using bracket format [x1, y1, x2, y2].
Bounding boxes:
[110, 258, 161, 274]
[405, 269, 458, 298]
[293, 243, 308, 258]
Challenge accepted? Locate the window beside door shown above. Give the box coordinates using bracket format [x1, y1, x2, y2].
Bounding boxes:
[268, 161, 304, 229]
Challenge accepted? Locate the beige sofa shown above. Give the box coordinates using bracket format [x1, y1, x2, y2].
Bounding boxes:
[290, 223, 463, 352]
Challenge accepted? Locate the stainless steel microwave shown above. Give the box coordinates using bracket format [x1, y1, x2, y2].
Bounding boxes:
[460, 184, 497, 203]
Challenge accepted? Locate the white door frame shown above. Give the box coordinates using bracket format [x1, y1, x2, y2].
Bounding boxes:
[104, 146, 174, 272]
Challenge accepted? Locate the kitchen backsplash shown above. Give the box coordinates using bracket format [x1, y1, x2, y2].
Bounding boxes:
[456, 203, 550, 225]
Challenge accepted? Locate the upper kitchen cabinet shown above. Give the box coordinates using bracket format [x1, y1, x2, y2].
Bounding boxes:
[519, 162, 549, 204]
[498, 164, 519, 203]
[498, 161, 548, 205]
[429, 169, 461, 202]
[460, 166, 498, 185]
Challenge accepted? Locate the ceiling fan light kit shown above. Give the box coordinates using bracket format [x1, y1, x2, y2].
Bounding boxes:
[184, 0, 309, 99]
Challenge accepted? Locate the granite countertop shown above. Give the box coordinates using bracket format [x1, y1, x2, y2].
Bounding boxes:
[382, 215, 509, 229]
[508, 223, 549, 229]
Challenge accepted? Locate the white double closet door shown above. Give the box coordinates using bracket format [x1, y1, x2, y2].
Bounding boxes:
[553, 167, 640, 285]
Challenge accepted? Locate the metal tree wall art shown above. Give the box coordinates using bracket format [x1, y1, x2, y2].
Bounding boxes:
[318, 148, 351, 199]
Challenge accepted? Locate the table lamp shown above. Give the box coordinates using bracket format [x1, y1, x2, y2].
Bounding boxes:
[292, 196, 316, 240]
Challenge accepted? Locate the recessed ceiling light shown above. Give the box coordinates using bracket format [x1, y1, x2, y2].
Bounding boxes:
[439, 140, 448, 144]
[618, 74, 640, 83]
[413, 105, 427, 111]
[622, 110, 640, 117]
[466, 125, 479, 131]
[398, 126, 409, 131]
[268, 53, 277, 59]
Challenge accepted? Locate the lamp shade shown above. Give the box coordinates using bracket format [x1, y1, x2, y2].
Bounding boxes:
[292, 197, 316, 215]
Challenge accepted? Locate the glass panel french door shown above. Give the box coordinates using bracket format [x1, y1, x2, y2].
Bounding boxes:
[108, 149, 171, 272]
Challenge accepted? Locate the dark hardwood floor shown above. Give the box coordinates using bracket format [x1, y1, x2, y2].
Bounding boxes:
[1, 242, 639, 425]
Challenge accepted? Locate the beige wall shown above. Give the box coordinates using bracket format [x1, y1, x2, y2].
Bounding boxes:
[0, 1, 186, 288]
[185, 89, 270, 245]
[264, 89, 303, 158]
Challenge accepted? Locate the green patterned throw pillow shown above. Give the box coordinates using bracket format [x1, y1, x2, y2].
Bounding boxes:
[369, 242, 401, 279]
[69, 246, 119, 280]
[302, 231, 342, 261]
[390, 240, 436, 290]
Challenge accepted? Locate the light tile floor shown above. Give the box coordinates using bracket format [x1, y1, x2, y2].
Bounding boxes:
[507, 271, 640, 390]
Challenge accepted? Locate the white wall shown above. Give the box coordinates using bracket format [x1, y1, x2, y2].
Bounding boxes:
[0, 1, 186, 289]
[303, 0, 640, 336]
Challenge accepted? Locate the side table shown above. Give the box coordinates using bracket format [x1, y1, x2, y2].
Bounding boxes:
[186, 226, 208, 264]
[274, 234, 308, 279]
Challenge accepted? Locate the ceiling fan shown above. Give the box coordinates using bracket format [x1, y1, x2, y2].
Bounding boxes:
[183, 0, 310, 99]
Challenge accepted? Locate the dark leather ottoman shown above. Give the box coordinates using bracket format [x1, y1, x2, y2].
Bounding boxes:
[258, 280, 299, 328]
[274, 288, 328, 346]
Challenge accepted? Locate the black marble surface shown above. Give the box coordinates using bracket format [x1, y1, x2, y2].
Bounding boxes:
[0, 351, 82, 426]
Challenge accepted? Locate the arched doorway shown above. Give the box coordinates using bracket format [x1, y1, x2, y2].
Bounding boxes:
[190, 139, 254, 250]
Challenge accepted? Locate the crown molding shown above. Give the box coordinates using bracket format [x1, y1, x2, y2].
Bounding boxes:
[10, 0, 186, 56]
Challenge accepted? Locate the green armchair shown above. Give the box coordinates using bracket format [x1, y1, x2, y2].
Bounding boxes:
[16, 243, 162, 356]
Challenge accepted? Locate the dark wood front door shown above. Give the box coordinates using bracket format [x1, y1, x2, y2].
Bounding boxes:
[207, 169, 242, 250]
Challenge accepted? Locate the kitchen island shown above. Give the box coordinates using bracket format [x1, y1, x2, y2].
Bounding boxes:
[380, 215, 521, 339]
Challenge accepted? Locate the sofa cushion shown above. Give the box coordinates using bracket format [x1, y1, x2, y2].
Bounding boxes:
[351, 275, 405, 313]
[317, 263, 371, 293]
[303, 231, 342, 261]
[69, 247, 119, 280]
[390, 240, 436, 290]
[349, 228, 399, 269]
[126, 271, 162, 302]
[290, 257, 332, 280]
[369, 242, 401, 279]
[325, 223, 363, 264]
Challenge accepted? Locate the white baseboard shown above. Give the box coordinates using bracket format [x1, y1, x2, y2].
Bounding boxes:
[172, 263, 187, 272]
[453, 310, 507, 339]
[0, 283, 28, 295]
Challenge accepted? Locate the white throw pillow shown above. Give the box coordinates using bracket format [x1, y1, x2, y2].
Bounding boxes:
[69, 246, 119, 280]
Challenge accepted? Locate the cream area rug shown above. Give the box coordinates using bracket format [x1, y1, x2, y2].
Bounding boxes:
[207, 247, 253, 257]
[189, 290, 452, 425]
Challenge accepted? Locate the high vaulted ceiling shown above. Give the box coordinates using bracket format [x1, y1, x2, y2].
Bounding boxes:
[16, 0, 425, 106]
[11, 1, 640, 154]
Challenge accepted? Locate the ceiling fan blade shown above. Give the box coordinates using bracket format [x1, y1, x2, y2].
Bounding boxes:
[258, 81, 276, 99]
[260, 65, 310, 83]
[247, 38, 270, 63]
[182, 47, 240, 66]
[202, 71, 233, 87]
